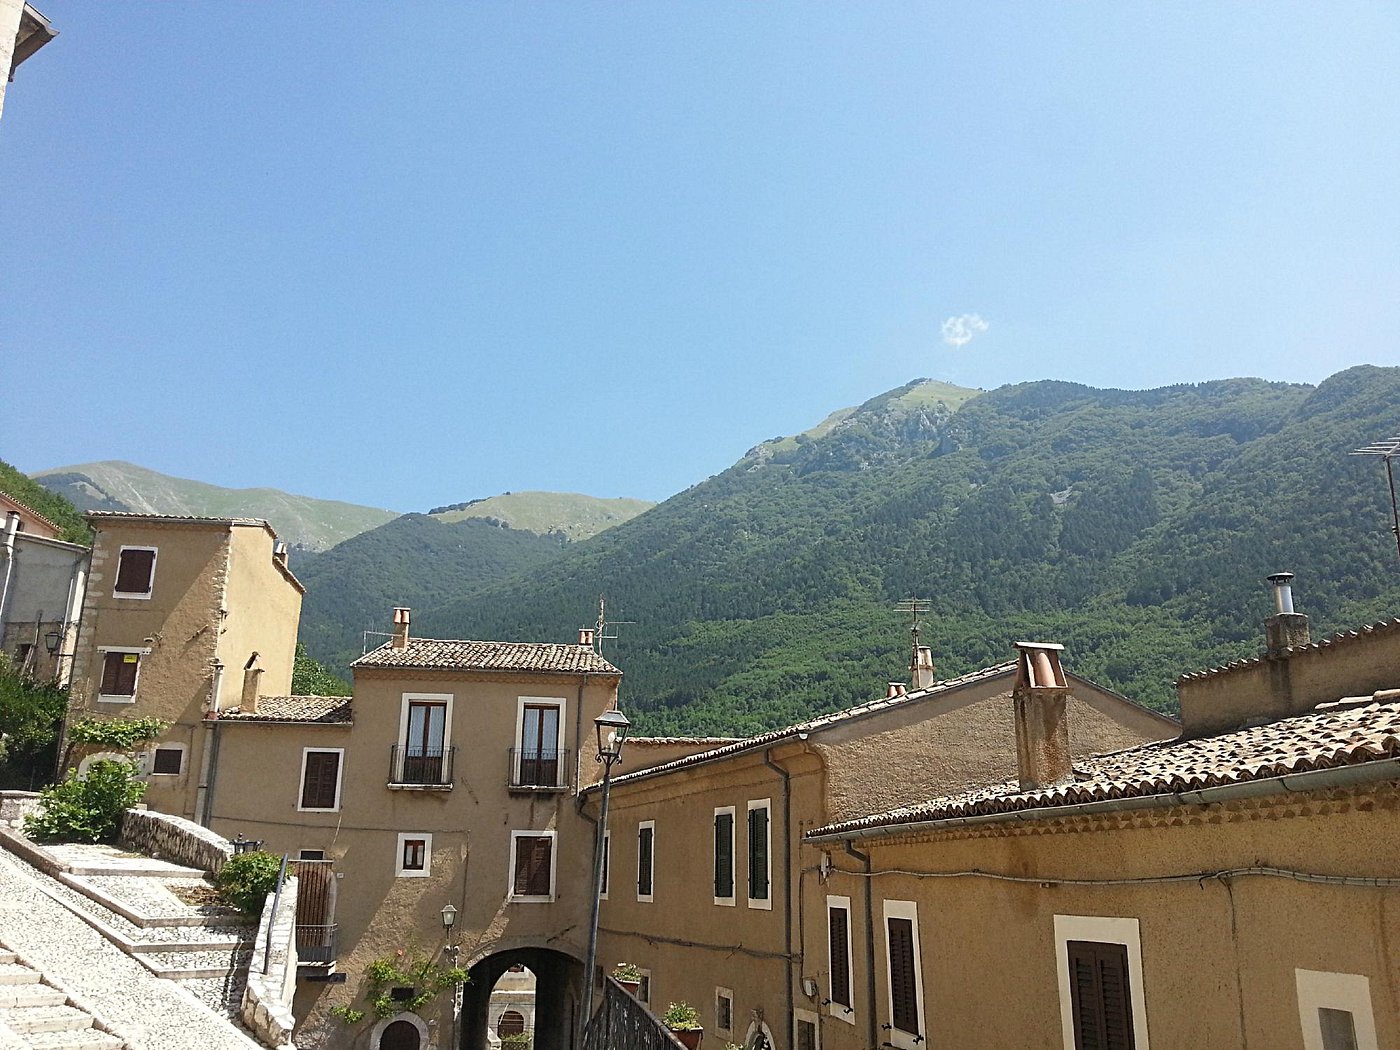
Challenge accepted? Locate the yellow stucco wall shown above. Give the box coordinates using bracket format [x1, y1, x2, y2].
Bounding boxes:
[216, 525, 302, 700]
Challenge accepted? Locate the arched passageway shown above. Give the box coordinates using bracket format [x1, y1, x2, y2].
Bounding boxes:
[462, 947, 582, 1050]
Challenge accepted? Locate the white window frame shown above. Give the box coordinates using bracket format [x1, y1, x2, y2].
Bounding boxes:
[881, 899, 927, 1050]
[794, 1008, 821, 1050]
[513, 695, 567, 783]
[1296, 969, 1378, 1050]
[297, 747, 345, 813]
[826, 893, 855, 1024]
[95, 645, 150, 703]
[396, 833, 432, 878]
[397, 691, 454, 750]
[637, 820, 655, 903]
[713, 805, 736, 906]
[599, 829, 610, 900]
[1054, 914, 1151, 1050]
[746, 798, 773, 910]
[148, 743, 186, 776]
[714, 986, 735, 1037]
[112, 545, 158, 599]
[508, 829, 557, 902]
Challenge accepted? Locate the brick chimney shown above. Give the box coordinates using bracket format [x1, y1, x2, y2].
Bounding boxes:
[392, 607, 411, 650]
[911, 646, 936, 690]
[241, 652, 263, 714]
[1011, 642, 1073, 791]
[578, 627, 596, 648]
[1264, 572, 1310, 653]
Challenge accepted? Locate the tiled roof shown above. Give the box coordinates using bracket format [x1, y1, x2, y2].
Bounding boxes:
[218, 695, 353, 723]
[601, 663, 1022, 788]
[629, 737, 746, 746]
[352, 638, 621, 675]
[1177, 618, 1400, 682]
[0, 491, 62, 533]
[86, 511, 276, 530]
[808, 693, 1400, 839]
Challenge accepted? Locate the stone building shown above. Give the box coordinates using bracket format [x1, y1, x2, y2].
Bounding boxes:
[0, 0, 56, 124]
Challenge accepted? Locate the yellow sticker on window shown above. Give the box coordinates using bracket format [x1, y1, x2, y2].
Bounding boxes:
[123, 653, 138, 663]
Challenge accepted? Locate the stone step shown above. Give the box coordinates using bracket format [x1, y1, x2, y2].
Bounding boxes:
[0, 1003, 93, 1034]
[26, 1029, 124, 1050]
[0, 985, 66, 1009]
[0, 953, 15, 966]
[0, 965, 39, 987]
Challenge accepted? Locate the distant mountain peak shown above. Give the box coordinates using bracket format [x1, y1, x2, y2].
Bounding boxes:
[426, 491, 655, 541]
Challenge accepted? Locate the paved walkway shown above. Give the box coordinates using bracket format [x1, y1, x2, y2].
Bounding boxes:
[0, 851, 263, 1050]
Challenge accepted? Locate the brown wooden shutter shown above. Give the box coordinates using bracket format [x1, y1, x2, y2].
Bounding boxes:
[829, 905, 852, 1008]
[748, 806, 769, 900]
[300, 751, 340, 810]
[101, 651, 138, 696]
[638, 825, 654, 896]
[115, 549, 155, 594]
[1067, 941, 1135, 1050]
[887, 916, 919, 1035]
[514, 835, 553, 896]
[714, 812, 734, 897]
[151, 748, 182, 774]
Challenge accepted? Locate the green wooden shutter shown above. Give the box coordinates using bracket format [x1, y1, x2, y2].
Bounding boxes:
[748, 805, 769, 900]
[638, 825, 654, 896]
[829, 905, 851, 1007]
[714, 812, 734, 897]
[1067, 941, 1135, 1050]
[887, 916, 919, 1035]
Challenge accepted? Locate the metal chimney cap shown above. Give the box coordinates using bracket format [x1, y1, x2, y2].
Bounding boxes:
[1267, 572, 1295, 585]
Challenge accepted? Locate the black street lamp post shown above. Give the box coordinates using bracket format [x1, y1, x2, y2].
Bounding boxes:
[580, 707, 630, 1047]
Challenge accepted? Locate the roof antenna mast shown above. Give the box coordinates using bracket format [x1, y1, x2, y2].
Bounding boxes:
[894, 597, 931, 680]
[594, 595, 636, 656]
[1349, 435, 1400, 562]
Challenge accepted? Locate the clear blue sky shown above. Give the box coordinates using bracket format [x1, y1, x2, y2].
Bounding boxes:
[3, 3, 1397, 510]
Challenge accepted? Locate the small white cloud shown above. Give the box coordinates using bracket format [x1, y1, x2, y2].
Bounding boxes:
[941, 313, 989, 349]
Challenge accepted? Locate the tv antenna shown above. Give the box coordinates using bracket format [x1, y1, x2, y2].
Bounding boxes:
[1349, 435, 1400, 562]
[894, 597, 931, 679]
[594, 595, 635, 656]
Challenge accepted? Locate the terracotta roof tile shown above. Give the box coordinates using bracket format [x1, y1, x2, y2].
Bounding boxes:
[352, 638, 620, 675]
[86, 511, 276, 529]
[1177, 618, 1400, 682]
[809, 694, 1400, 839]
[219, 695, 352, 724]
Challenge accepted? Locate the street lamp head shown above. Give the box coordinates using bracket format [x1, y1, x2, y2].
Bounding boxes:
[44, 630, 62, 655]
[440, 903, 457, 930]
[594, 708, 630, 763]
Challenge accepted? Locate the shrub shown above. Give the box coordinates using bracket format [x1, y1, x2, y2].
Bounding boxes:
[662, 1003, 701, 1031]
[215, 850, 283, 915]
[24, 760, 145, 843]
[500, 1034, 531, 1050]
[611, 962, 642, 982]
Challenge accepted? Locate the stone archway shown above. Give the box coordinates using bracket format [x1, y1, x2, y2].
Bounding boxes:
[461, 946, 582, 1050]
[371, 1012, 430, 1050]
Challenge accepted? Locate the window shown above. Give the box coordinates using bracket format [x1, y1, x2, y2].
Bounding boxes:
[98, 649, 143, 701]
[599, 830, 610, 900]
[298, 748, 344, 812]
[636, 969, 651, 1007]
[299, 849, 326, 861]
[636, 821, 655, 902]
[510, 831, 556, 901]
[150, 745, 184, 775]
[113, 546, 157, 598]
[713, 806, 735, 905]
[746, 799, 771, 908]
[715, 987, 734, 1036]
[1296, 969, 1379, 1050]
[882, 899, 925, 1050]
[1054, 916, 1149, 1050]
[795, 1010, 820, 1050]
[827, 894, 854, 1021]
[497, 1012, 526, 1039]
[396, 834, 430, 877]
[515, 696, 565, 787]
[396, 693, 452, 785]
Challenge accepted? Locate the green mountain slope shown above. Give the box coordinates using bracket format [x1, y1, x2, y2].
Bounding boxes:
[0, 459, 90, 543]
[33, 461, 399, 551]
[428, 492, 654, 540]
[293, 514, 570, 670]
[408, 369, 1400, 734]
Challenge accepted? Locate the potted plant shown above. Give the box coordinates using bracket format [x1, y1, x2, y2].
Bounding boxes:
[662, 1001, 703, 1050]
[612, 962, 643, 996]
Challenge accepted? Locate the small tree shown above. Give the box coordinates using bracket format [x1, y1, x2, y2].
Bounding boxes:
[0, 653, 68, 789]
[215, 850, 283, 915]
[291, 643, 352, 696]
[24, 760, 146, 843]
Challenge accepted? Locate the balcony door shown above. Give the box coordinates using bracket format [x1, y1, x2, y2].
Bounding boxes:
[405, 700, 447, 783]
[519, 703, 561, 786]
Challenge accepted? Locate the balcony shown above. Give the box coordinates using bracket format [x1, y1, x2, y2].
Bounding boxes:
[292, 858, 337, 969]
[296, 923, 339, 966]
[508, 748, 572, 792]
[389, 745, 456, 789]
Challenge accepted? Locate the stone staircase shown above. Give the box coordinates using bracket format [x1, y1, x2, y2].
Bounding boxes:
[0, 948, 126, 1050]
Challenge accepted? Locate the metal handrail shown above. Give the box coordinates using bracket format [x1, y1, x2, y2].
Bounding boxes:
[263, 853, 289, 976]
[583, 976, 687, 1050]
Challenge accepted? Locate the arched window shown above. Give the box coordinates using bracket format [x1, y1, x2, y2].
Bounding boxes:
[378, 1018, 422, 1050]
[498, 1010, 527, 1038]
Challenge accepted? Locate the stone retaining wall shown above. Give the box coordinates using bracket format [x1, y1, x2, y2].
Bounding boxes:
[241, 875, 299, 1049]
[117, 808, 234, 875]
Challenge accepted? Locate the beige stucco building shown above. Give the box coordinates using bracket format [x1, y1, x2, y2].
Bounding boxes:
[67, 512, 303, 818]
[588, 647, 1178, 1050]
[0, 0, 55, 124]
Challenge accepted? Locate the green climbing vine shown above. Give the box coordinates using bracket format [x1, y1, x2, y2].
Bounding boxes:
[67, 717, 169, 752]
[331, 948, 469, 1025]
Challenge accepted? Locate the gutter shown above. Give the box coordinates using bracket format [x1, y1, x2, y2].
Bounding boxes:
[807, 756, 1400, 843]
[762, 749, 795, 1050]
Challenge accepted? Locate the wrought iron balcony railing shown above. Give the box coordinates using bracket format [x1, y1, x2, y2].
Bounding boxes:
[296, 923, 339, 965]
[508, 748, 572, 790]
[389, 745, 456, 787]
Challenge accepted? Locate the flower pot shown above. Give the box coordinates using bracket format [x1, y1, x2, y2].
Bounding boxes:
[669, 1027, 703, 1050]
[617, 978, 641, 996]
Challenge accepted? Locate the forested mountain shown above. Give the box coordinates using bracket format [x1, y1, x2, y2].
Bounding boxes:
[33, 461, 398, 551]
[396, 367, 1400, 734]
[293, 514, 570, 669]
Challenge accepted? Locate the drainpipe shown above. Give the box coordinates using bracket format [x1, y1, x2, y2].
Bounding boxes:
[0, 512, 19, 639]
[842, 840, 878, 1050]
[762, 749, 795, 1050]
[195, 661, 225, 826]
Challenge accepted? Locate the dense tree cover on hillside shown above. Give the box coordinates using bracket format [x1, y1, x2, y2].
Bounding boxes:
[294, 514, 568, 668]
[0, 458, 91, 543]
[378, 367, 1400, 732]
